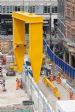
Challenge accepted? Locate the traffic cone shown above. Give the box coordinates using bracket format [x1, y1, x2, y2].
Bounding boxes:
[19, 79, 23, 89]
[69, 90, 73, 100]
[16, 78, 19, 90]
[56, 72, 61, 84]
[58, 97, 60, 100]
[50, 72, 54, 81]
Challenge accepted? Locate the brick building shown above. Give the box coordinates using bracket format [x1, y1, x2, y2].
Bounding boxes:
[58, 0, 75, 68]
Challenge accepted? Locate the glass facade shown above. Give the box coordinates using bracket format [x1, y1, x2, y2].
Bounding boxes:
[0, 0, 57, 14]
[58, 0, 65, 38]
[0, 5, 58, 14]
[0, 0, 58, 35]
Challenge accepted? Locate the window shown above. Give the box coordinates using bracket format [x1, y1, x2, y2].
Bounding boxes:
[66, 8, 71, 17]
[37, 6, 39, 9]
[17, 6, 20, 11]
[3, 6, 6, 13]
[24, 6, 28, 12]
[28, 6, 32, 13]
[44, 6, 47, 13]
[22, 6, 24, 11]
[55, 6, 57, 13]
[7, 6, 9, 13]
[71, 28, 75, 39]
[15, 6, 17, 11]
[9, 6, 13, 13]
[28, 6, 35, 13]
[52, 6, 57, 13]
[44, 6, 50, 13]
[33, 6, 35, 13]
[14, 6, 20, 11]
[0, 5, 1, 13]
[48, 6, 50, 13]
[72, 7, 75, 17]
[13, 6, 15, 11]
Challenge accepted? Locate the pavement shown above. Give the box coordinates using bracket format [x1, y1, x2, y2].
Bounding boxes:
[38, 75, 69, 111]
[0, 68, 29, 107]
[39, 54, 75, 111]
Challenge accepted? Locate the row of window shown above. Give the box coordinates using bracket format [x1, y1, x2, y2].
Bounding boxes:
[58, 19, 75, 40]
[66, 7, 75, 20]
[0, 5, 57, 14]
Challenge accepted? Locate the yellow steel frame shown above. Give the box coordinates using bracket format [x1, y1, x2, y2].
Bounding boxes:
[12, 12, 43, 83]
[43, 77, 61, 99]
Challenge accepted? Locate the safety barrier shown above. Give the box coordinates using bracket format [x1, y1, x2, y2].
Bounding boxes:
[43, 77, 61, 99]
[43, 40, 75, 79]
[0, 105, 33, 112]
[22, 71, 54, 112]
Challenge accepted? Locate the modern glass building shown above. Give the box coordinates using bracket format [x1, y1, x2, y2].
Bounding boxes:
[0, 0, 58, 35]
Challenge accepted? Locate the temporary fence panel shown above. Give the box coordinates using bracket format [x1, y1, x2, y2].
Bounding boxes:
[44, 40, 75, 80]
[0, 106, 32, 112]
[22, 71, 54, 112]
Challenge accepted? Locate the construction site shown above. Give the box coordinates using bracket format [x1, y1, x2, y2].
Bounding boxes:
[0, 11, 74, 112]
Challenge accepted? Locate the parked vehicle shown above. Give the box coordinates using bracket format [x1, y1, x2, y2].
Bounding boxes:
[6, 70, 15, 76]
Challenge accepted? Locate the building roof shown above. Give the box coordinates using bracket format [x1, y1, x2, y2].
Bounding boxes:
[0, 0, 57, 1]
[0, 0, 57, 6]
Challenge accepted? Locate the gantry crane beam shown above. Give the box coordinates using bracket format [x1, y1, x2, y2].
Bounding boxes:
[12, 12, 43, 83]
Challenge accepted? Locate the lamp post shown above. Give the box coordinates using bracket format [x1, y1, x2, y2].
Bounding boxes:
[23, 0, 24, 11]
[49, 0, 52, 48]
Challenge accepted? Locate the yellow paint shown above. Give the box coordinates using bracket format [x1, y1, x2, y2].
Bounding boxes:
[14, 45, 25, 72]
[43, 77, 61, 99]
[12, 12, 43, 23]
[29, 23, 43, 82]
[12, 12, 43, 82]
[13, 18, 25, 72]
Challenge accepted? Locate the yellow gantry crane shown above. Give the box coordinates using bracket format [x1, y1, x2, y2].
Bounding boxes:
[12, 12, 43, 83]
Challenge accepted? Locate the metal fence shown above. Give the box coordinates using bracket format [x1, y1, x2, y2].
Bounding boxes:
[43, 40, 75, 79]
[0, 105, 33, 112]
[22, 71, 54, 112]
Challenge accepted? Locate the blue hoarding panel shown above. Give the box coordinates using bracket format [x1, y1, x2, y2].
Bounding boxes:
[44, 39, 75, 80]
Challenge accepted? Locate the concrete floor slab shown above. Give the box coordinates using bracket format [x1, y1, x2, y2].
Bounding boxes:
[0, 70, 29, 107]
[38, 76, 69, 110]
